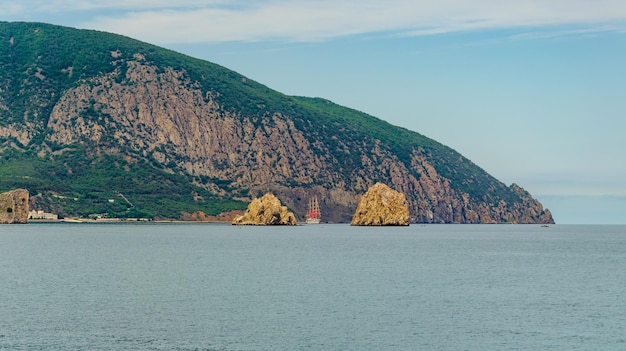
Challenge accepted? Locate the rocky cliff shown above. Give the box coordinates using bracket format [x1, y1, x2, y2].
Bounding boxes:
[0, 189, 29, 224]
[351, 183, 410, 226]
[232, 193, 297, 225]
[0, 22, 554, 224]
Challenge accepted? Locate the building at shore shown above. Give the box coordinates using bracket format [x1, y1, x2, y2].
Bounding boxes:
[28, 210, 59, 221]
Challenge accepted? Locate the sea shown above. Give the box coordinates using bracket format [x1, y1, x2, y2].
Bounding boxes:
[0, 223, 624, 351]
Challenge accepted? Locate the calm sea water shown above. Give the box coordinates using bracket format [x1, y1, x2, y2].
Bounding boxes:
[0, 224, 624, 350]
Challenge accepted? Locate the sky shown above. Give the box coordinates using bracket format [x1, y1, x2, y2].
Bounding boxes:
[3, 0, 625, 224]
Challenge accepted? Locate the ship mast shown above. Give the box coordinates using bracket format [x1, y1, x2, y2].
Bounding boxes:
[309, 196, 320, 218]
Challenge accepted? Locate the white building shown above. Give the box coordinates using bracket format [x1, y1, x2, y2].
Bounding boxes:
[28, 210, 59, 220]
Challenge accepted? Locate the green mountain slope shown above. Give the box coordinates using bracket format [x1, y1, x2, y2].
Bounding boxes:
[0, 21, 553, 223]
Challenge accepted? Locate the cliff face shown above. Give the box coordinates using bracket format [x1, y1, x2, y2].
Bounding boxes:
[45, 59, 322, 197]
[0, 22, 554, 223]
[0, 189, 29, 224]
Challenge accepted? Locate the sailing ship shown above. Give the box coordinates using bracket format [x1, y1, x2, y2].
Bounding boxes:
[306, 196, 321, 224]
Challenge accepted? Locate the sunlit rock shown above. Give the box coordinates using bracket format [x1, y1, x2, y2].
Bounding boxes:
[351, 183, 409, 226]
[232, 193, 296, 225]
[0, 189, 29, 224]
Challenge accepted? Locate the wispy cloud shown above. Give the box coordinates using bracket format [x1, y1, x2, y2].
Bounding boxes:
[507, 26, 626, 41]
[3, 0, 626, 43]
[2, 0, 225, 13]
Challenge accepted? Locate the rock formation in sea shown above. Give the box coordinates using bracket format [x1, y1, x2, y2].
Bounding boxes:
[0, 189, 30, 224]
[351, 183, 410, 226]
[232, 193, 297, 225]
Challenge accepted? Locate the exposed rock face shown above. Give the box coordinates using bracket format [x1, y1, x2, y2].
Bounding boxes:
[0, 189, 29, 224]
[232, 193, 297, 225]
[351, 183, 409, 226]
[45, 60, 321, 198]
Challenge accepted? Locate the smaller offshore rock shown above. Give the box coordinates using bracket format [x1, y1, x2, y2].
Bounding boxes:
[232, 193, 297, 225]
[0, 189, 29, 224]
[351, 183, 409, 226]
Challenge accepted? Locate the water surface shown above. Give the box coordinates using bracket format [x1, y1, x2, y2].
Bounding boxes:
[0, 224, 624, 350]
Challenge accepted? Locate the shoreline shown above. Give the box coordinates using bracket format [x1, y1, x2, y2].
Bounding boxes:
[27, 218, 231, 224]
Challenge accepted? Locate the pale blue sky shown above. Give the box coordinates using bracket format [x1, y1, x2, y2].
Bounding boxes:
[3, 0, 625, 223]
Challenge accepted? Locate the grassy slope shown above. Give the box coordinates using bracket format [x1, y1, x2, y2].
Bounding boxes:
[0, 147, 245, 218]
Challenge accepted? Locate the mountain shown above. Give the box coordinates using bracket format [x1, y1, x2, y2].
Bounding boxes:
[0, 22, 553, 223]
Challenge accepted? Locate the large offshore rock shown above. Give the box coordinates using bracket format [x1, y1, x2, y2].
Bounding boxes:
[351, 183, 409, 226]
[0, 189, 29, 224]
[232, 193, 297, 225]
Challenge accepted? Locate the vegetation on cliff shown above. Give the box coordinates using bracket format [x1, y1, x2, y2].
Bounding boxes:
[0, 21, 553, 223]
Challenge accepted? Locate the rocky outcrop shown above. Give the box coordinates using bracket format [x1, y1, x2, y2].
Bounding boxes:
[508, 184, 555, 224]
[0, 189, 29, 224]
[232, 193, 297, 225]
[351, 183, 409, 226]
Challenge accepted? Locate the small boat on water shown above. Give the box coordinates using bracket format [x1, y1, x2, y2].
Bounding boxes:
[306, 196, 321, 224]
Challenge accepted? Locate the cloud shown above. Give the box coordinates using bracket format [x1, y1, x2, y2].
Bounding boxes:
[507, 26, 626, 41]
[1, 0, 225, 12]
[4, 0, 626, 43]
[519, 170, 626, 197]
[536, 195, 626, 224]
